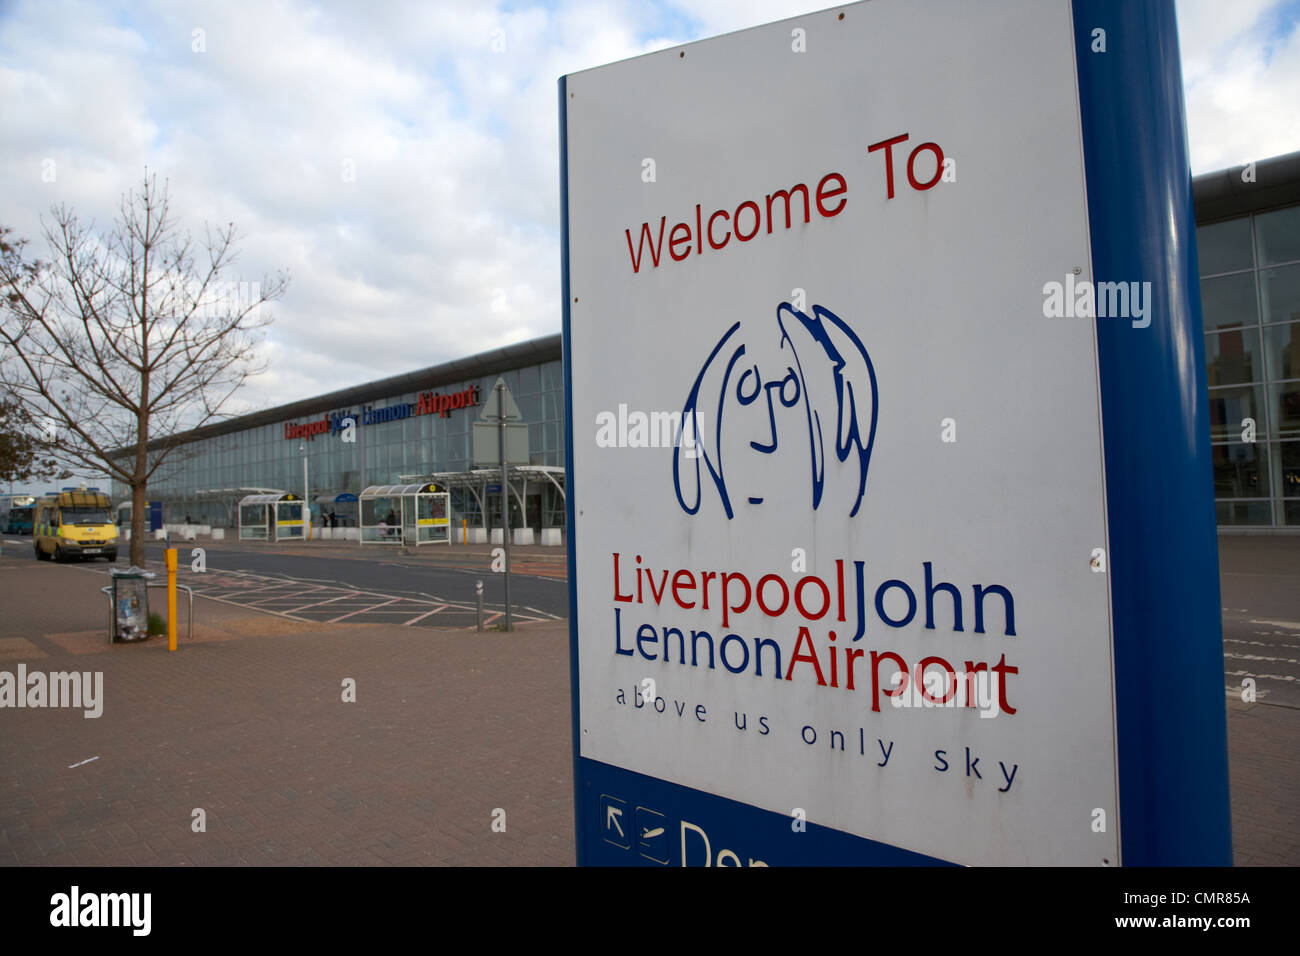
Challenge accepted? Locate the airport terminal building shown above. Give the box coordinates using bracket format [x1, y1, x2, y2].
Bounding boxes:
[112, 335, 565, 536]
[1197, 151, 1300, 527]
[114, 152, 1300, 532]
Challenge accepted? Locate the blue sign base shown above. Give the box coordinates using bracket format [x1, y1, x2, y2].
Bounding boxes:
[578, 756, 948, 867]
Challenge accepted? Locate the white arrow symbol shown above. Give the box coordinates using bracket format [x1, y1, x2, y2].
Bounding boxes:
[607, 805, 624, 838]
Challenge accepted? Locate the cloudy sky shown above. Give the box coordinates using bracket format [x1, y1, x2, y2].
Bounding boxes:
[2, 0, 1298, 439]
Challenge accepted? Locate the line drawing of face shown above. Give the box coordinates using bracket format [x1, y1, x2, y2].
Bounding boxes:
[673, 301, 878, 519]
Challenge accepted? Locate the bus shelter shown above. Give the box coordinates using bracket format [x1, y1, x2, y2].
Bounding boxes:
[359, 483, 450, 546]
[237, 492, 305, 542]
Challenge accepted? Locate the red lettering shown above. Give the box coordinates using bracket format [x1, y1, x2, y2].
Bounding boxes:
[756, 574, 789, 617]
[707, 210, 730, 250]
[845, 648, 865, 690]
[672, 570, 696, 609]
[765, 185, 810, 232]
[868, 132, 909, 199]
[784, 627, 827, 686]
[815, 172, 848, 216]
[701, 571, 717, 610]
[645, 569, 669, 605]
[625, 217, 667, 272]
[836, 559, 845, 622]
[794, 575, 830, 620]
[907, 142, 943, 191]
[613, 553, 633, 602]
[669, 222, 692, 261]
[721, 571, 751, 626]
[991, 654, 1018, 715]
[734, 201, 761, 241]
[870, 651, 909, 712]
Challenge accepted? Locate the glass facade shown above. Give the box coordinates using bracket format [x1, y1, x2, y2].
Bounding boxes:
[113, 357, 566, 531]
[1199, 205, 1300, 526]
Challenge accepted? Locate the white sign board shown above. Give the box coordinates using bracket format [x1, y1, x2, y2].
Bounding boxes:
[565, 0, 1120, 866]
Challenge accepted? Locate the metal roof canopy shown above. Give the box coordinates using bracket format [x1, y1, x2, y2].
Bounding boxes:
[399, 466, 565, 496]
[238, 492, 302, 506]
[360, 483, 443, 498]
[399, 466, 566, 531]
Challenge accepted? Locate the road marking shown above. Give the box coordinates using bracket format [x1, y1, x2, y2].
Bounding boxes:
[282, 593, 362, 614]
[326, 598, 401, 623]
[403, 605, 450, 626]
[67, 756, 99, 769]
[1224, 652, 1299, 664]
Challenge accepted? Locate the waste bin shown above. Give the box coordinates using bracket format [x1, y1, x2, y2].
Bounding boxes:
[110, 566, 155, 643]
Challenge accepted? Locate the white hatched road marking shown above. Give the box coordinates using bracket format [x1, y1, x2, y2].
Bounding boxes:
[403, 605, 451, 626]
[79, 566, 552, 626]
[326, 598, 401, 623]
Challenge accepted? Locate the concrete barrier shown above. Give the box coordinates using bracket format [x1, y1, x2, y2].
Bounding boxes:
[181, 527, 197, 540]
[319, 527, 332, 540]
[513, 528, 535, 546]
[470, 528, 488, 544]
[154, 529, 168, 541]
[344, 527, 360, 541]
[540, 528, 563, 547]
[489, 528, 504, 544]
[211, 528, 225, 541]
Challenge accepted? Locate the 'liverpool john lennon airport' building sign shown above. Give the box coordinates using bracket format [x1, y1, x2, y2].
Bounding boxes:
[560, 0, 1232, 866]
[282, 386, 482, 441]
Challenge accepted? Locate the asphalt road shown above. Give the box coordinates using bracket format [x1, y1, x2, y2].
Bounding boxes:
[1217, 535, 1300, 709]
[2, 536, 569, 622]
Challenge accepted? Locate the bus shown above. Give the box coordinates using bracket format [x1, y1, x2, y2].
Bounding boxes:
[1, 495, 36, 534]
[33, 487, 118, 562]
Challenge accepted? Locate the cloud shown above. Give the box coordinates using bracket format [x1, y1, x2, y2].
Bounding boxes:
[1177, 0, 1300, 172]
[0, 0, 1296, 441]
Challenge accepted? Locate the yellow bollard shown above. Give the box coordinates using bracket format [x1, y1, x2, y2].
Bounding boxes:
[462, 518, 467, 545]
[165, 547, 178, 652]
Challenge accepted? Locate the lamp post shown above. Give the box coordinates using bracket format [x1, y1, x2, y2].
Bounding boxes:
[299, 442, 310, 541]
[496, 381, 512, 632]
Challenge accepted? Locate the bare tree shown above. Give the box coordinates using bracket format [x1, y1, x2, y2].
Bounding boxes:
[0, 173, 288, 565]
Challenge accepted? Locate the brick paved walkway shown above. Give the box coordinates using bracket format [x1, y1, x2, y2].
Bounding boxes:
[0, 558, 573, 866]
